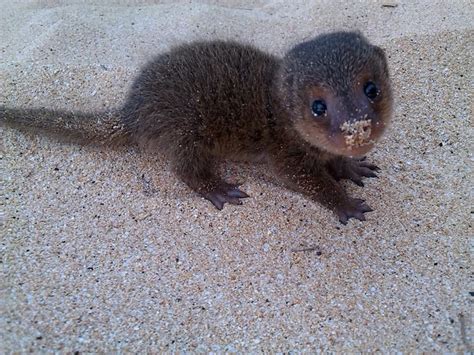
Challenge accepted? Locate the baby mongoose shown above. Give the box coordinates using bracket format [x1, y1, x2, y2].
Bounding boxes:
[1, 31, 393, 224]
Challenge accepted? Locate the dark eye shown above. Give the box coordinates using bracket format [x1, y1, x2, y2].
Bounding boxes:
[364, 81, 379, 100]
[311, 100, 327, 117]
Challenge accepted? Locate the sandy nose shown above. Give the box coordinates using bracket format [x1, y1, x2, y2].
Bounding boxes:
[339, 119, 373, 149]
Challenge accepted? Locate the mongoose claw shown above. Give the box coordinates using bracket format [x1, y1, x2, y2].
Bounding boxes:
[336, 198, 373, 224]
[328, 157, 380, 187]
[203, 183, 249, 210]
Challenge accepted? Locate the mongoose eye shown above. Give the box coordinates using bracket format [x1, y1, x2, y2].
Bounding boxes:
[311, 100, 327, 117]
[364, 81, 379, 100]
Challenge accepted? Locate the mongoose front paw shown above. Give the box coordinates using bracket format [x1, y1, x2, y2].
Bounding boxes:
[202, 183, 249, 210]
[329, 157, 380, 187]
[336, 198, 373, 224]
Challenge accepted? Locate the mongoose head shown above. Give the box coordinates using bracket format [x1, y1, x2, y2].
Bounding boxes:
[277, 31, 393, 157]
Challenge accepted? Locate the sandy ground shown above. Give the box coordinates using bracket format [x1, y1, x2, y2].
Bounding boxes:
[1, 0, 472, 352]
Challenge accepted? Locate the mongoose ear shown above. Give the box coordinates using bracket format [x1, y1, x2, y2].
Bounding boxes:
[373, 45, 391, 76]
[373, 45, 387, 61]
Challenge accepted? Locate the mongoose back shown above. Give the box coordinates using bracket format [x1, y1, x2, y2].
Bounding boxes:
[1, 31, 393, 224]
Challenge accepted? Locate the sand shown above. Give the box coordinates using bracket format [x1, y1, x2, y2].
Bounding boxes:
[1, 0, 472, 352]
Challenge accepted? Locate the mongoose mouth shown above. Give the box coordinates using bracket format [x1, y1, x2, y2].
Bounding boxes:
[335, 140, 376, 158]
[328, 133, 376, 158]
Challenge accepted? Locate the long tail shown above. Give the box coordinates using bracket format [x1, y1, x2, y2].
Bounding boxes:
[0, 106, 131, 146]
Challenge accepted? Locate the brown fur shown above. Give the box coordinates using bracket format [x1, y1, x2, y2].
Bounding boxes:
[1, 31, 393, 224]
